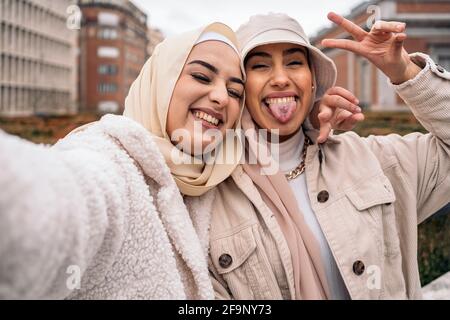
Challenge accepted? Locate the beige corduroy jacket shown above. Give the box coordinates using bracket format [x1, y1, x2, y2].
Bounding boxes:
[208, 54, 450, 300]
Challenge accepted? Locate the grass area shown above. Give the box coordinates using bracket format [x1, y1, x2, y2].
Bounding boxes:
[0, 111, 448, 285]
[0, 113, 100, 144]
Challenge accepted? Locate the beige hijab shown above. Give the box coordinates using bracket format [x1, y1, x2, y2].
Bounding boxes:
[237, 13, 337, 299]
[124, 23, 244, 197]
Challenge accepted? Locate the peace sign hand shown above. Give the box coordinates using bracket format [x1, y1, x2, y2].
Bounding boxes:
[322, 12, 421, 84]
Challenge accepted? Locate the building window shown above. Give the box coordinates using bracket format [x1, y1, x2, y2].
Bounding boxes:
[98, 101, 119, 113]
[97, 46, 120, 58]
[98, 28, 118, 40]
[98, 12, 120, 27]
[98, 64, 118, 75]
[98, 83, 118, 93]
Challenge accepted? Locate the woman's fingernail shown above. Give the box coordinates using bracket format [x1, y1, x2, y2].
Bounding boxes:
[356, 107, 362, 113]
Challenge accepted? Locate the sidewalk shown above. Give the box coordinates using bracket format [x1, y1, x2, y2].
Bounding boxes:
[422, 272, 450, 300]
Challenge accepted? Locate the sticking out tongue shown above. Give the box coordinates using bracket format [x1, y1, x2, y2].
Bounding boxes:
[268, 100, 297, 123]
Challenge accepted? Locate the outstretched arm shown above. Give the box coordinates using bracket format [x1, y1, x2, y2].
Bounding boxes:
[321, 13, 450, 222]
[0, 130, 127, 299]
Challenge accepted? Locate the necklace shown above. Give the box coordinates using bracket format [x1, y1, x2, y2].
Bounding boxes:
[285, 135, 311, 181]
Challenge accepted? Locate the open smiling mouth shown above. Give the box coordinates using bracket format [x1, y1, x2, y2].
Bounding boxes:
[263, 96, 299, 124]
[192, 110, 223, 129]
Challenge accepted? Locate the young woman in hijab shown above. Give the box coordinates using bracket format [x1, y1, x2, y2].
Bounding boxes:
[0, 22, 245, 300]
[208, 13, 450, 300]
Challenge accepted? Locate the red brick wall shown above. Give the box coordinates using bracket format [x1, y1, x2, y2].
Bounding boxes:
[397, 2, 450, 13]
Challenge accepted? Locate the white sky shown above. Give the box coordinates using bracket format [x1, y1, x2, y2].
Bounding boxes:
[133, 0, 366, 38]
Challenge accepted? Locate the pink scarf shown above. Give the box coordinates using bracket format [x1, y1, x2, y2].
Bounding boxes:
[241, 109, 330, 299]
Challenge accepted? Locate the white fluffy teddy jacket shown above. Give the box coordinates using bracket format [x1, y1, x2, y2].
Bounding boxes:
[0, 114, 216, 300]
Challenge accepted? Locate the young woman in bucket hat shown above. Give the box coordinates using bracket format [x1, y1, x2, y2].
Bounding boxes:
[208, 12, 450, 300]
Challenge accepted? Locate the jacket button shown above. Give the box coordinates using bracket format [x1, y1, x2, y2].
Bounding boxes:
[317, 190, 329, 203]
[436, 64, 445, 73]
[353, 260, 365, 276]
[218, 254, 233, 268]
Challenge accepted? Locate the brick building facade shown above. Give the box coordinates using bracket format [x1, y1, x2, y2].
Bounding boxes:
[78, 0, 148, 113]
[312, 0, 450, 111]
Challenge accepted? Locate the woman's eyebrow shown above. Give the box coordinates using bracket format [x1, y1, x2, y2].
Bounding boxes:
[283, 48, 307, 56]
[188, 59, 244, 85]
[188, 60, 218, 74]
[230, 77, 245, 86]
[245, 51, 271, 62]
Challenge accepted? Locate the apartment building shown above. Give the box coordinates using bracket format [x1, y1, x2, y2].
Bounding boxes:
[0, 0, 78, 116]
[78, 0, 148, 113]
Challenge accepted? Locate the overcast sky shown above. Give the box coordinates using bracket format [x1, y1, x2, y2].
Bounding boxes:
[133, 0, 366, 38]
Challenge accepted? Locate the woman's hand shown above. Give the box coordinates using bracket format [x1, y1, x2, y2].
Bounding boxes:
[322, 12, 422, 84]
[309, 86, 365, 143]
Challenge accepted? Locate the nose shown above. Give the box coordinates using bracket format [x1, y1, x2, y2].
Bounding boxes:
[270, 65, 290, 89]
[209, 82, 229, 109]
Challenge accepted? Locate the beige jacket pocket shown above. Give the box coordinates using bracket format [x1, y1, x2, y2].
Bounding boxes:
[345, 174, 399, 255]
[344, 174, 406, 298]
[210, 224, 281, 299]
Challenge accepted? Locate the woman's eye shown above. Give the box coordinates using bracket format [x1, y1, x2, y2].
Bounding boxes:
[192, 73, 211, 83]
[251, 64, 268, 70]
[287, 61, 303, 66]
[228, 89, 242, 99]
